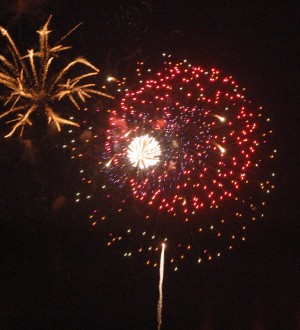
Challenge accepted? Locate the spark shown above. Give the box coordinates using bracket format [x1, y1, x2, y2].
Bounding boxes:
[213, 142, 226, 154]
[213, 114, 226, 122]
[106, 155, 116, 168]
[124, 129, 133, 138]
[107, 76, 117, 82]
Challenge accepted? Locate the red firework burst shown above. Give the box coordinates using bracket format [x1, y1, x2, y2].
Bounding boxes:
[70, 54, 275, 268]
[104, 55, 270, 219]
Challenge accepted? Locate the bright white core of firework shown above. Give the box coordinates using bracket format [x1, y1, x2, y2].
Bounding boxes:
[127, 135, 161, 169]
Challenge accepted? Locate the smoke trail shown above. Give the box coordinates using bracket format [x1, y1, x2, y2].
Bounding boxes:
[157, 243, 166, 330]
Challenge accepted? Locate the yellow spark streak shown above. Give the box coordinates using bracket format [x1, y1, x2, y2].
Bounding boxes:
[213, 114, 226, 122]
[106, 155, 116, 167]
[213, 142, 226, 154]
[124, 129, 133, 138]
[107, 76, 117, 82]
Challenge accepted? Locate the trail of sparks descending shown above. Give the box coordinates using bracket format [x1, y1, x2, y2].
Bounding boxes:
[157, 243, 166, 330]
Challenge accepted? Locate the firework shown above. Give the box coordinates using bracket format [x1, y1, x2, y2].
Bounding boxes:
[0, 16, 113, 137]
[70, 54, 275, 269]
[104, 55, 272, 216]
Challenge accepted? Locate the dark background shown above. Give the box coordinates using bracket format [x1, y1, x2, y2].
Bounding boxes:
[0, 1, 299, 329]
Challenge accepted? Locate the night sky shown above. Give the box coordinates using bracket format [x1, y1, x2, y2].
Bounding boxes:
[0, 1, 299, 329]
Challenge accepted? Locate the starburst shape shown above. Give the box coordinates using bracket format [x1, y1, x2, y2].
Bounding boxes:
[127, 135, 162, 169]
[0, 16, 113, 137]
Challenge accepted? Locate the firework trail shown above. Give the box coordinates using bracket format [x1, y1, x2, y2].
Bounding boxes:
[157, 242, 165, 330]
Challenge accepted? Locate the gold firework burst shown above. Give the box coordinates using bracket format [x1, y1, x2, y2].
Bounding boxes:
[0, 16, 113, 138]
